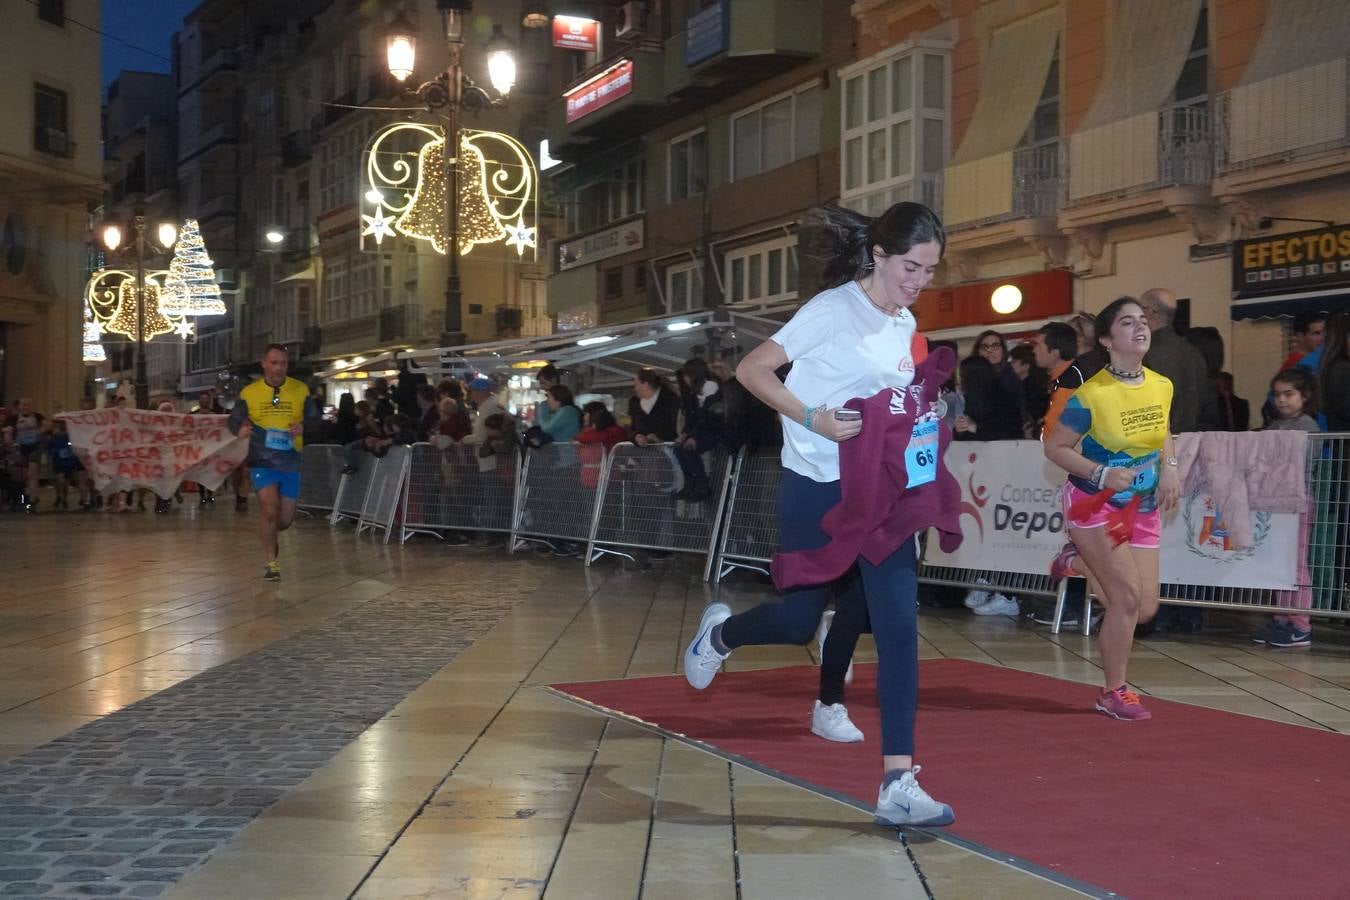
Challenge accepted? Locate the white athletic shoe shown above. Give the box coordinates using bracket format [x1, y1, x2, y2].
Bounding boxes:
[683, 603, 732, 690]
[972, 593, 1019, 617]
[814, 610, 854, 685]
[811, 700, 864, 743]
[873, 766, 955, 827]
[963, 578, 993, 609]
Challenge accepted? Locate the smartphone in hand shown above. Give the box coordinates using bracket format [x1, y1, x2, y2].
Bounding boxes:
[833, 409, 862, 422]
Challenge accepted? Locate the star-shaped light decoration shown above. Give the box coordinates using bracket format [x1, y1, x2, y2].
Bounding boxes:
[504, 215, 536, 256]
[361, 208, 397, 245]
[173, 319, 196, 339]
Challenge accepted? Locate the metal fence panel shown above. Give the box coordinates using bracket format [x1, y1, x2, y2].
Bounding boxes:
[714, 449, 781, 582]
[400, 442, 519, 542]
[590, 442, 731, 563]
[297, 445, 343, 512]
[329, 457, 377, 526]
[357, 445, 410, 542]
[511, 442, 603, 550]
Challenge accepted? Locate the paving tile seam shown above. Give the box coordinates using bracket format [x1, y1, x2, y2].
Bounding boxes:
[0, 585, 528, 898]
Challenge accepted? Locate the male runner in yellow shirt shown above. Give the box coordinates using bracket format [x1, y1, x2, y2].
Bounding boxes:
[228, 344, 320, 580]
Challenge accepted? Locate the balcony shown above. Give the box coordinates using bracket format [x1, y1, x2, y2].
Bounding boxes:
[1215, 57, 1350, 193]
[282, 129, 313, 168]
[311, 91, 357, 135]
[1058, 104, 1217, 240]
[945, 141, 1062, 232]
[180, 47, 239, 95]
[664, 0, 823, 99]
[546, 51, 667, 161]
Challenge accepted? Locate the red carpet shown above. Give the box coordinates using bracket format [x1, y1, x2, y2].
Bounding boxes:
[550, 660, 1350, 899]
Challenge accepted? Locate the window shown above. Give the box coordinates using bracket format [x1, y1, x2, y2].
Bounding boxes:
[37, 0, 63, 25]
[604, 268, 623, 300]
[664, 260, 704, 314]
[668, 129, 707, 202]
[564, 158, 644, 235]
[730, 83, 824, 180]
[468, 303, 484, 315]
[840, 49, 949, 214]
[33, 84, 69, 157]
[1018, 49, 1059, 148]
[724, 235, 798, 305]
[1173, 4, 1209, 107]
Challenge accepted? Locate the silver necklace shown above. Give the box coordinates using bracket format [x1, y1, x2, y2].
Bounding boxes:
[858, 280, 901, 317]
[1106, 362, 1144, 379]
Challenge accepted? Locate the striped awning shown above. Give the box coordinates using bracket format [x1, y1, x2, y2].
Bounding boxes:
[1077, 0, 1203, 131]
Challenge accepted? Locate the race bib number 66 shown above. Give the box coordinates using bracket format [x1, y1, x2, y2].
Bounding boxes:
[905, 418, 938, 488]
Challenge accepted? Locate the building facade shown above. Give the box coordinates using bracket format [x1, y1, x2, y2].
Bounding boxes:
[0, 0, 103, 410]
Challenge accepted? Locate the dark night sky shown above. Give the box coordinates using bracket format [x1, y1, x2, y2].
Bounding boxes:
[100, 0, 202, 89]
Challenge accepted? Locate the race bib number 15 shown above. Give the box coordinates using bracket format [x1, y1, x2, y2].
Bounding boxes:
[905, 419, 938, 488]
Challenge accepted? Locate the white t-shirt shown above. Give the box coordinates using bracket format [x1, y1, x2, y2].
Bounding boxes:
[772, 281, 916, 482]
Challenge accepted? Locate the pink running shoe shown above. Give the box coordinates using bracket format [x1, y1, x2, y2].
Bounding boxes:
[1096, 685, 1152, 721]
[1050, 541, 1079, 583]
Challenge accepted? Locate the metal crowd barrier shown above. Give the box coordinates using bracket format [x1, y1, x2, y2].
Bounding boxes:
[329, 454, 377, 527]
[511, 442, 602, 553]
[399, 442, 519, 544]
[356, 444, 410, 543]
[712, 449, 781, 582]
[588, 442, 732, 568]
[297, 444, 344, 513]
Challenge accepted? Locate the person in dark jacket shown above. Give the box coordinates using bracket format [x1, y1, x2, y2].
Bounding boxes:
[954, 355, 1023, 441]
[628, 368, 680, 444]
[1139, 288, 1208, 433]
[1186, 325, 1224, 430]
[673, 357, 724, 499]
[1319, 313, 1350, 430]
[1215, 372, 1250, 431]
[332, 392, 358, 446]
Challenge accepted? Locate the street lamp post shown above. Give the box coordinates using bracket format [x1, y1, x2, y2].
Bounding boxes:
[386, 1, 516, 349]
[99, 211, 177, 409]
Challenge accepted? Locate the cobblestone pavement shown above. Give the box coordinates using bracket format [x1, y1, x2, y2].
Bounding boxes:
[0, 585, 524, 898]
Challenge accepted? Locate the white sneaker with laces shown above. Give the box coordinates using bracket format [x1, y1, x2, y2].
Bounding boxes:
[873, 766, 955, 827]
[963, 578, 993, 609]
[683, 603, 732, 690]
[814, 610, 854, 685]
[811, 700, 864, 743]
[972, 592, 1019, 617]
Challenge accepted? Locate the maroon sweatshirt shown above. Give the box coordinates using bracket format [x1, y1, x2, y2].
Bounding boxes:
[771, 346, 963, 589]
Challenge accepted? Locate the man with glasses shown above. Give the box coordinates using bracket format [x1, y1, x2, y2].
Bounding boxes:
[228, 344, 320, 581]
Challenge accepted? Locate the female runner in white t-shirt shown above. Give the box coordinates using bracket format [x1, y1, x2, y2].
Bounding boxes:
[683, 202, 954, 827]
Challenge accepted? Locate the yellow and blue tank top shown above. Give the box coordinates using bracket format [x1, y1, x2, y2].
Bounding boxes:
[1059, 368, 1172, 511]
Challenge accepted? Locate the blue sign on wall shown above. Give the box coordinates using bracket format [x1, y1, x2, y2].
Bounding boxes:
[685, 1, 730, 66]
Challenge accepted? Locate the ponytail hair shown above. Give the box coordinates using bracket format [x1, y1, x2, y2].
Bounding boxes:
[812, 201, 946, 288]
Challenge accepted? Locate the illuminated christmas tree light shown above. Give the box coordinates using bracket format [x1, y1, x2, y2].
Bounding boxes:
[162, 219, 225, 316]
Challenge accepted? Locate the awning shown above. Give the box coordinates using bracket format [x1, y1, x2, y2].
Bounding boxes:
[948, 6, 1060, 165]
[1077, 0, 1203, 132]
[1231, 287, 1350, 321]
[278, 265, 317, 283]
[1240, 0, 1350, 84]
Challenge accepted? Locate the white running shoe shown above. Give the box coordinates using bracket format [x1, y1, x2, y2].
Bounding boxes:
[814, 610, 854, 685]
[963, 578, 993, 609]
[811, 700, 864, 743]
[972, 593, 1019, 617]
[683, 603, 732, 690]
[873, 766, 955, 827]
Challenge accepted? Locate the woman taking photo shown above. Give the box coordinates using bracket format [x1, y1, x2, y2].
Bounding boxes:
[1044, 297, 1180, 721]
[682, 201, 953, 828]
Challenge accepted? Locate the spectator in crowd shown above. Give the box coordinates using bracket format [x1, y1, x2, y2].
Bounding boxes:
[954, 355, 1022, 442]
[1215, 373, 1250, 431]
[476, 411, 519, 464]
[4, 398, 48, 512]
[193, 391, 224, 414]
[529, 384, 582, 446]
[0, 425, 21, 509]
[674, 357, 725, 500]
[1282, 312, 1326, 370]
[463, 377, 507, 446]
[973, 329, 1028, 428]
[370, 377, 396, 421]
[531, 364, 560, 427]
[414, 383, 439, 442]
[47, 418, 89, 511]
[1068, 313, 1098, 357]
[332, 393, 358, 446]
[629, 368, 680, 445]
[1139, 288, 1208, 433]
[1185, 325, 1224, 430]
[1255, 367, 1320, 649]
[577, 401, 627, 452]
[1033, 322, 1084, 440]
[1319, 313, 1350, 430]
[339, 400, 384, 475]
[721, 361, 785, 453]
[1008, 343, 1049, 438]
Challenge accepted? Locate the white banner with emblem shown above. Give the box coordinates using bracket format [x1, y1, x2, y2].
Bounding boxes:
[925, 440, 1299, 590]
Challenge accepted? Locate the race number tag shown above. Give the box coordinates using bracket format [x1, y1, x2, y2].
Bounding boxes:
[264, 428, 294, 452]
[905, 418, 938, 488]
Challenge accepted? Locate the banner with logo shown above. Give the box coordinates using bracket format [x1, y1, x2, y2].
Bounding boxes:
[925, 441, 1299, 589]
[57, 408, 248, 499]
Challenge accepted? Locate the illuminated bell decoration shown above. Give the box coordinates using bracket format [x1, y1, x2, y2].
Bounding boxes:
[162, 219, 225, 316]
[106, 280, 175, 340]
[364, 123, 538, 259]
